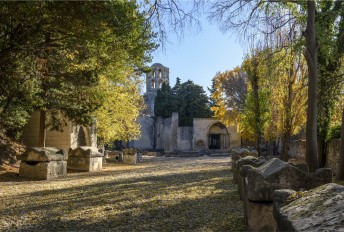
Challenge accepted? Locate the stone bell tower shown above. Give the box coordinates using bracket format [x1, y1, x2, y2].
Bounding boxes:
[144, 63, 169, 116]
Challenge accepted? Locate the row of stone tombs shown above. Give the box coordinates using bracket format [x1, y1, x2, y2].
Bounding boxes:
[232, 148, 342, 232]
[18, 146, 141, 180]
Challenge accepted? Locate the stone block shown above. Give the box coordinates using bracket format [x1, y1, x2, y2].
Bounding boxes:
[19, 160, 67, 180]
[123, 148, 138, 164]
[68, 146, 102, 157]
[18, 147, 67, 162]
[106, 150, 123, 162]
[243, 199, 276, 232]
[67, 156, 102, 171]
[68, 146, 103, 171]
[274, 183, 344, 231]
[245, 158, 332, 202]
[231, 148, 259, 184]
[18, 147, 67, 180]
[240, 158, 332, 232]
[236, 156, 266, 200]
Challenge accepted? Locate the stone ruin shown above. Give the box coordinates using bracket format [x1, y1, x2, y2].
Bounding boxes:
[18, 147, 67, 180]
[235, 156, 266, 200]
[68, 146, 103, 171]
[231, 148, 259, 184]
[238, 158, 332, 231]
[105, 150, 123, 163]
[122, 148, 142, 164]
[274, 183, 344, 231]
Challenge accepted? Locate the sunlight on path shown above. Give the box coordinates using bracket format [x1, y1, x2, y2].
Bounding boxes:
[0, 156, 244, 231]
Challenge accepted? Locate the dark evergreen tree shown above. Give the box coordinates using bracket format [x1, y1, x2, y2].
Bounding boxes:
[155, 79, 212, 126]
[154, 83, 176, 118]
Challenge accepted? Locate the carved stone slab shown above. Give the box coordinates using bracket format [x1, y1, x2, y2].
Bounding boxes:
[18, 147, 67, 162]
[274, 183, 344, 231]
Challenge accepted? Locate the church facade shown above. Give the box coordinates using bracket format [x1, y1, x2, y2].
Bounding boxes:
[130, 63, 241, 153]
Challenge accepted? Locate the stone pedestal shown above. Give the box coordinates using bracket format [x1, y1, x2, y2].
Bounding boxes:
[18, 147, 67, 180]
[68, 146, 103, 171]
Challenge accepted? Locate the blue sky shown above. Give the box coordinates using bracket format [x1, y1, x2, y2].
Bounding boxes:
[149, 15, 245, 94]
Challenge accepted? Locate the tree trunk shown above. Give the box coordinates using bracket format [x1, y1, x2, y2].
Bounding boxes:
[317, 136, 326, 168]
[304, 0, 319, 172]
[251, 61, 262, 156]
[38, 110, 46, 147]
[336, 109, 344, 180]
[280, 133, 290, 161]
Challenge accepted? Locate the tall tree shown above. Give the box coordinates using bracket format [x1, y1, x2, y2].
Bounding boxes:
[154, 83, 176, 118]
[337, 110, 344, 180]
[154, 79, 212, 126]
[211, 67, 247, 127]
[317, 0, 344, 167]
[0, 1, 156, 144]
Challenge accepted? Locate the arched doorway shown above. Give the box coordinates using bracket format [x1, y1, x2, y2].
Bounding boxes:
[208, 123, 229, 150]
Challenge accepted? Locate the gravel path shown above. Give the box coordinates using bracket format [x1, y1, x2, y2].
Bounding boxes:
[0, 156, 244, 231]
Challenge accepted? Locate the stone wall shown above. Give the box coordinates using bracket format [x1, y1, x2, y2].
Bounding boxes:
[130, 116, 155, 150]
[325, 138, 341, 175]
[193, 118, 216, 150]
[156, 117, 172, 150]
[22, 111, 41, 147]
[288, 140, 306, 159]
[227, 122, 241, 148]
[193, 118, 240, 150]
[22, 111, 72, 150]
[22, 111, 96, 150]
[177, 127, 193, 150]
[45, 123, 72, 150]
[288, 139, 341, 175]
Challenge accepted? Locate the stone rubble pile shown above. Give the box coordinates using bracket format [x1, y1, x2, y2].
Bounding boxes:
[273, 183, 344, 231]
[232, 152, 334, 232]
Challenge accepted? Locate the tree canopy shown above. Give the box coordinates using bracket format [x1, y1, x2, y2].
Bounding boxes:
[154, 79, 212, 126]
[0, 1, 157, 143]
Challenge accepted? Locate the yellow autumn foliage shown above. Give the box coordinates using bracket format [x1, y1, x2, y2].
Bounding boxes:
[95, 75, 144, 144]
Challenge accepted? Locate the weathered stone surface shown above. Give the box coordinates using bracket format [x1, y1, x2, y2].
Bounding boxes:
[288, 140, 306, 159]
[19, 160, 67, 180]
[325, 138, 341, 175]
[123, 148, 138, 164]
[68, 156, 102, 171]
[68, 146, 102, 157]
[274, 183, 344, 232]
[243, 200, 276, 232]
[68, 146, 103, 171]
[18, 147, 67, 162]
[231, 148, 259, 184]
[245, 158, 332, 202]
[236, 156, 266, 200]
[106, 151, 123, 162]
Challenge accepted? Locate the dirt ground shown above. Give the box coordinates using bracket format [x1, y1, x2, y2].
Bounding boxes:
[0, 156, 245, 232]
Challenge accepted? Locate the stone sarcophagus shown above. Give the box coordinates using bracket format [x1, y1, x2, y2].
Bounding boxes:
[105, 150, 123, 163]
[231, 148, 258, 184]
[18, 147, 67, 180]
[236, 156, 266, 200]
[274, 183, 344, 231]
[240, 158, 332, 232]
[122, 148, 142, 165]
[68, 146, 103, 171]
